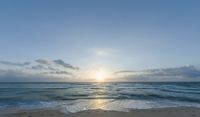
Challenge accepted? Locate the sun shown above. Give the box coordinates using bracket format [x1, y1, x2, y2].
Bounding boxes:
[90, 68, 109, 82]
[95, 71, 106, 82]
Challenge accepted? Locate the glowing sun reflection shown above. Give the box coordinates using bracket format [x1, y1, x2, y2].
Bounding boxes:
[91, 99, 108, 110]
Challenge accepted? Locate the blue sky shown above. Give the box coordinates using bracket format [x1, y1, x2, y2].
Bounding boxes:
[0, 0, 200, 82]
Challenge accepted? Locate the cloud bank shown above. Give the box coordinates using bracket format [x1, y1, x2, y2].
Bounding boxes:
[0, 61, 31, 67]
[0, 59, 200, 82]
[35, 59, 51, 65]
[53, 59, 79, 70]
[114, 66, 200, 82]
[0, 59, 79, 82]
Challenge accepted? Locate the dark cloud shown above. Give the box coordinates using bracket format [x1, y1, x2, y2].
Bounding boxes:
[0, 69, 74, 82]
[0, 61, 30, 67]
[32, 65, 47, 70]
[115, 66, 200, 82]
[44, 71, 72, 75]
[142, 66, 200, 78]
[0, 69, 67, 82]
[34, 59, 79, 71]
[0, 59, 81, 82]
[35, 59, 51, 65]
[114, 70, 137, 74]
[33, 59, 59, 71]
[53, 59, 79, 70]
[0, 69, 30, 78]
[47, 67, 59, 71]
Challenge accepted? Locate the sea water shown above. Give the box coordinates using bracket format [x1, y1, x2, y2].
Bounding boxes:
[0, 82, 200, 114]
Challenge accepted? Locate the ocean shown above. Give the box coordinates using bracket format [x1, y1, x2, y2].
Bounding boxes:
[0, 82, 200, 114]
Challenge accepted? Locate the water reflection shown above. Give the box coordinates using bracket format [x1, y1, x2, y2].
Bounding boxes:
[91, 99, 109, 109]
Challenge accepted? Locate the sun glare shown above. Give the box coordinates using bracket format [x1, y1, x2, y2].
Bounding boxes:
[95, 71, 106, 82]
[90, 68, 109, 82]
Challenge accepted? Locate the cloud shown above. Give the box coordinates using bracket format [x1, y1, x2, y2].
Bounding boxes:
[32, 64, 47, 70]
[43, 71, 73, 75]
[146, 66, 200, 78]
[2, 59, 200, 82]
[114, 66, 200, 82]
[35, 59, 51, 65]
[0, 59, 80, 82]
[33, 59, 58, 71]
[114, 70, 137, 74]
[50, 71, 72, 75]
[0, 69, 69, 82]
[0, 61, 30, 67]
[47, 66, 59, 71]
[0, 68, 75, 82]
[53, 59, 79, 70]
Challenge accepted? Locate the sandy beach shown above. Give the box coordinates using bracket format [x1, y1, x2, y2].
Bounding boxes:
[1, 107, 200, 117]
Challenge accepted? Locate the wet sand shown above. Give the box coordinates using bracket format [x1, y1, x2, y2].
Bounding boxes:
[1, 107, 200, 117]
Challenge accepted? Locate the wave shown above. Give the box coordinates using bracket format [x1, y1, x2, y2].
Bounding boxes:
[1, 82, 200, 114]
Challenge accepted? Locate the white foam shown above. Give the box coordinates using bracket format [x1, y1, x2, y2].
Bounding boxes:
[1, 99, 200, 114]
[58, 99, 200, 114]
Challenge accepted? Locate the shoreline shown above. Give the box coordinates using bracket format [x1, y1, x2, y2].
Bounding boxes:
[1, 107, 200, 117]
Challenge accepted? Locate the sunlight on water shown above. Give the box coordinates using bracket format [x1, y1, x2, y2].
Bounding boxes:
[92, 99, 109, 109]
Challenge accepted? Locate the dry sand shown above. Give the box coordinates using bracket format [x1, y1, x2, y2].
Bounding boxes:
[1, 107, 200, 117]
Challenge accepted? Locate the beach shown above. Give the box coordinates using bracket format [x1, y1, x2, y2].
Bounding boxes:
[1, 107, 200, 117]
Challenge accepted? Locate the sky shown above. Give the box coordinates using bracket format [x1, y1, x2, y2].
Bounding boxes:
[0, 0, 200, 82]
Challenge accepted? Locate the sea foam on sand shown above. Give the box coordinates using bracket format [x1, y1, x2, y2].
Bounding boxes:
[1, 99, 200, 115]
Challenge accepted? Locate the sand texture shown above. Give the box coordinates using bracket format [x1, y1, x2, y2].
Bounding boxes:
[1, 107, 200, 117]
